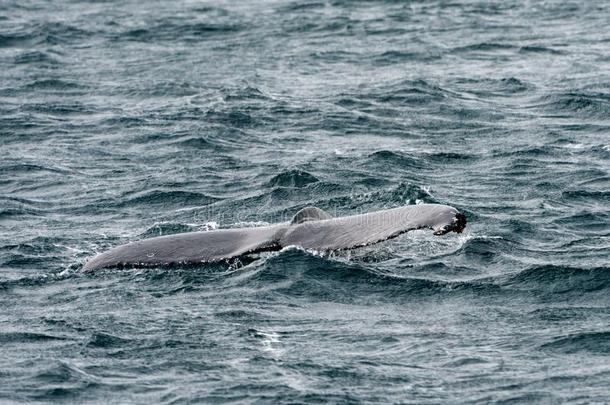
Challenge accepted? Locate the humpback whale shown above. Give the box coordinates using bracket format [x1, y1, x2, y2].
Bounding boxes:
[82, 203, 466, 271]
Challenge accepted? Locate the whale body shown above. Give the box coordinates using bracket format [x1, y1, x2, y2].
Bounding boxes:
[82, 203, 466, 271]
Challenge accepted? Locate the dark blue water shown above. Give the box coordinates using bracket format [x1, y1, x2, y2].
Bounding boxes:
[1, 0, 609, 402]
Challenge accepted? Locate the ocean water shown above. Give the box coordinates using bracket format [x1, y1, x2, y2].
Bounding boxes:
[1, 0, 609, 403]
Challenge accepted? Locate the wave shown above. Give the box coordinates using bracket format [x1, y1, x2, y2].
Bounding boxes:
[451, 42, 515, 53]
[13, 50, 62, 65]
[4, 247, 609, 307]
[116, 190, 220, 208]
[222, 86, 271, 102]
[204, 108, 258, 129]
[540, 331, 610, 354]
[0, 272, 65, 291]
[224, 255, 610, 301]
[519, 45, 563, 55]
[86, 332, 132, 349]
[528, 306, 608, 322]
[117, 21, 243, 43]
[7, 359, 102, 402]
[0, 31, 38, 48]
[268, 170, 319, 188]
[0, 196, 48, 219]
[425, 152, 479, 163]
[216, 249, 503, 301]
[277, 2, 326, 12]
[370, 50, 441, 66]
[0, 208, 43, 219]
[492, 145, 558, 158]
[0, 331, 68, 344]
[121, 80, 200, 98]
[534, 91, 610, 119]
[561, 190, 609, 204]
[503, 265, 610, 294]
[282, 15, 353, 35]
[367, 150, 426, 170]
[365, 79, 449, 105]
[452, 235, 509, 263]
[22, 79, 85, 92]
[0, 21, 92, 48]
[99, 115, 148, 128]
[7, 246, 498, 300]
[451, 77, 531, 96]
[22, 102, 94, 115]
[554, 211, 610, 233]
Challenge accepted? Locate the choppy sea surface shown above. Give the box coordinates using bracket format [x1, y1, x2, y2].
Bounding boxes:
[1, 0, 609, 403]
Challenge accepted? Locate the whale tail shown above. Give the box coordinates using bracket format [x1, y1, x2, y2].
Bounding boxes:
[83, 203, 467, 271]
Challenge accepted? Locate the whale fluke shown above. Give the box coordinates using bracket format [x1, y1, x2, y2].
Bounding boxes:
[280, 204, 465, 251]
[82, 226, 282, 272]
[82, 203, 466, 271]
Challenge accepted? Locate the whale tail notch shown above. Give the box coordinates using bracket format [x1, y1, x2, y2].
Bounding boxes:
[290, 206, 333, 225]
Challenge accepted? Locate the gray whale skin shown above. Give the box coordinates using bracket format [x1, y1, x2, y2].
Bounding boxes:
[82, 203, 467, 271]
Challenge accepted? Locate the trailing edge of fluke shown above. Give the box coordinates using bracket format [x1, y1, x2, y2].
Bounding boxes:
[82, 203, 467, 271]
